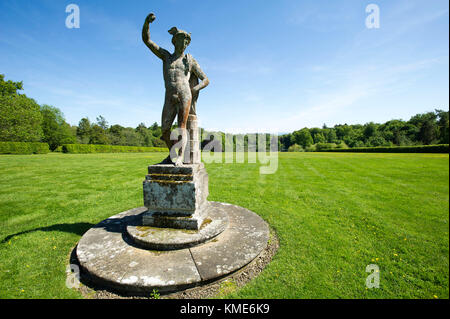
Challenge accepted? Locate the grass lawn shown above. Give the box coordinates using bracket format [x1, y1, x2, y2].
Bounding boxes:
[0, 152, 448, 299]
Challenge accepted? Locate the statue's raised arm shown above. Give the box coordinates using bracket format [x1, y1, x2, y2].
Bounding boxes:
[142, 13, 169, 59]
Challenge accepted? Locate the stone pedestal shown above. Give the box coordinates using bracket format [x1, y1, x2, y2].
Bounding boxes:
[76, 202, 269, 294]
[186, 114, 200, 164]
[142, 163, 208, 230]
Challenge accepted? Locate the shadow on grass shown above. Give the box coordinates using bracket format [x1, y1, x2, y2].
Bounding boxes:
[1, 210, 145, 244]
[1, 222, 95, 243]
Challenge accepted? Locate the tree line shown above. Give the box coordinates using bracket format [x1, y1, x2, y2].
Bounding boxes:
[1, 74, 448, 152]
[0, 75, 166, 151]
[279, 110, 449, 152]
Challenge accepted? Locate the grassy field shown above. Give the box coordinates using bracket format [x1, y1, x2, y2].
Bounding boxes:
[0, 152, 448, 299]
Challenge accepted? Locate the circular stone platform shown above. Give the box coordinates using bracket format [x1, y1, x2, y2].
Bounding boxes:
[76, 201, 269, 294]
[126, 206, 228, 250]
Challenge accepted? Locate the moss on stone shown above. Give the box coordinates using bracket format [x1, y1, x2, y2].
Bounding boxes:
[200, 218, 212, 229]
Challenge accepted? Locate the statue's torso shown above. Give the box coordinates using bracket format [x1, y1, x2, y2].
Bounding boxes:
[162, 54, 191, 95]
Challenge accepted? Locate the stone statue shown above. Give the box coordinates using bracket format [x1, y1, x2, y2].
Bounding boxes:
[142, 13, 209, 166]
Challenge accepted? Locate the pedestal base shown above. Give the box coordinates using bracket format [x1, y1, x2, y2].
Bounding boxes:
[143, 163, 209, 230]
[75, 202, 269, 294]
[142, 205, 207, 230]
[127, 204, 228, 250]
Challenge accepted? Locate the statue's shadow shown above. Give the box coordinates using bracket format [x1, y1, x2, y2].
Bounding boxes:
[1, 214, 147, 297]
[1, 222, 95, 244]
[1, 214, 143, 244]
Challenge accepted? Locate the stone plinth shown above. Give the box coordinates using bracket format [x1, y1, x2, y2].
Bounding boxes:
[142, 163, 208, 230]
[126, 206, 228, 250]
[186, 114, 200, 164]
[76, 202, 269, 294]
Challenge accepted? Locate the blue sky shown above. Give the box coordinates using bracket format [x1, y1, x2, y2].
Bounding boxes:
[0, 0, 448, 133]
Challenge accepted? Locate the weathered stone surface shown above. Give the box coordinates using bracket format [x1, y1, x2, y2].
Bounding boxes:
[189, 202, 269, 281]
[142, 204, 207, 230]
[147, 164, 202, 175]
[76, 207, 147, 291]
[77, 206, 201, 293]
[127, 205, 228, 250]
[116, 249, 200, 293]
[142, 163, 209, 230]
[76, 202, 269, 294]
[187, 114, 200, 164]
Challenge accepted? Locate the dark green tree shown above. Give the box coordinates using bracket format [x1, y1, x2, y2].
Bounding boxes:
[0, 75, 43, 142]
[435, 109, 449, 144]
[89, 124, 110, 145]
[0, 94, 43, 142]
[409, 112, 438, 145]
[136, 122, 153, 146]
[76, 118, 92, 144]
[0, 74, 23, 96]
[292, 128, 314, 148]
[108, 124, 125, 145]
[40, 105, 76, 150]
[96, 115, 109, 130]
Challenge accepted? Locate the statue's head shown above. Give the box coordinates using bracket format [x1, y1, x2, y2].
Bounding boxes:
[168, 27, 191, 53]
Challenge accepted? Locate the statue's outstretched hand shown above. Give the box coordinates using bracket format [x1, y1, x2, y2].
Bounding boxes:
[146, 13, 156, 24]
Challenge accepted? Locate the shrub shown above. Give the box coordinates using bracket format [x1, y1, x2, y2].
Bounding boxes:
[335, 142, 349, 149]
[61, 144, 168, 154]
[318, 144, 449, 153]
[0, 142, 50, 154]
[315, 143, 337, 151]
[305, 144, 317, 152]
[287, 144, 304, 152]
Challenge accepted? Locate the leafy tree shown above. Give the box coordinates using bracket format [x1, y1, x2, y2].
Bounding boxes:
[0, 94, 43, 142]
[409, 112, 438, 145]
[0, 75, 43, 142]
[326, 129, 337, 143]
[363, 122, 378, 141]
[335, 124, 352, 141]
[309, 128, 322, 143]
[96, 115, 109, 130]
[136, 122, 153, 146]
[151, 137, 167, 147]
[108, 124, 125, 145]
[0, 74, 23, 96]
[436, 109, 449, 144]
[279, 134, 292, 151]
[367, 135, 389, 147]
[379, 120, 405, 145]
[313, 132, 326, 144]
[76, 118, 92, 144]
[40, 105, 76, 150]
[89, 124, 110, 145]
[122, 128, 142, 146]
[291, 128, 314, 148]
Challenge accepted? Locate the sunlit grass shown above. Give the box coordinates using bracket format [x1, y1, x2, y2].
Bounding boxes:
[0, 152, 448, 298]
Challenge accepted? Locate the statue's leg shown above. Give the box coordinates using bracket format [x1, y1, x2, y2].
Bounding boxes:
[160, 93, 177, 164]
[174, 94, 192, 166]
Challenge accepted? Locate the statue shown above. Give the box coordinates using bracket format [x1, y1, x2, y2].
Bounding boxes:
[75, 13, 270, 295]
[142, 13, 210, 166]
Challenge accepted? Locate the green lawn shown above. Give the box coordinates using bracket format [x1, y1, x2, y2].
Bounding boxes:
[0, 152, 448, 299]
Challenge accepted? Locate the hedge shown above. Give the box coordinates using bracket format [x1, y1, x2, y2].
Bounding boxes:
[317, 144, 449, 153]
[61, 144, 168, 154]
[0, 142, 50, 154]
